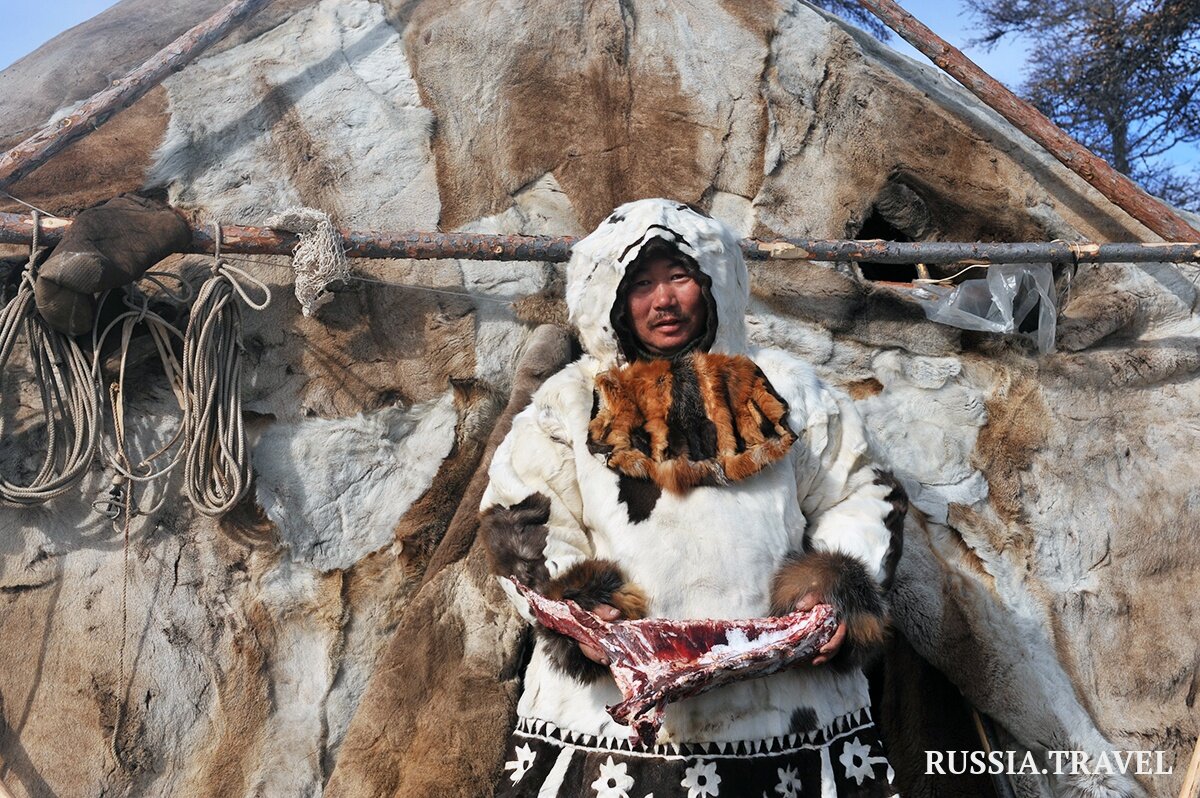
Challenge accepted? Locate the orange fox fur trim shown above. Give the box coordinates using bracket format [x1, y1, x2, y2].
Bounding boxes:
[588, 353, 797, 494]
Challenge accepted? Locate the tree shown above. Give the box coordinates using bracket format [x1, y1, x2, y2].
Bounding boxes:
[965, 0, 1200, 211]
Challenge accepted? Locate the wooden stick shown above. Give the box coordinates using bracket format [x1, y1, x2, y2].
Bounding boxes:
[0, 0, 274, 190]
[1, 210, 1197, 266]
[855, 0, 1200, 243]
[1179, 734, 1200, 798]
[970, 709, 1019, 798]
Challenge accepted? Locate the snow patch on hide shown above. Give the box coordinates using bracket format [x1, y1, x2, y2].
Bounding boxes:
[149, 0, 438, 228]
[254, 390, 458, 571]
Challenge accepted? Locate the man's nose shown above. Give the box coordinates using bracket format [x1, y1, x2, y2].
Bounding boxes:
[650, 282, 680, 309]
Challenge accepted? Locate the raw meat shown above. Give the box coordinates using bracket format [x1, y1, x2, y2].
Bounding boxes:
[506, 578, 840, 746]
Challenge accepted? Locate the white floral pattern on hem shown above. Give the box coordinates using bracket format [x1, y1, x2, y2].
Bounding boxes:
[774, 763, 802, 797]
[591, 755, 635, 798]
[839, 736, 890, 786]
[504, 742, 536, 784]
[681, 759, 721, 798]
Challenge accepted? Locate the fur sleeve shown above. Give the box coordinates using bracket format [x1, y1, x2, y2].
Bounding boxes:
[480, 387, 652, 683]
[481, 394, 592, 589]
[770, 550, 888, 671]
[794, 383, 907, 589]
[538, 559, 648, 682]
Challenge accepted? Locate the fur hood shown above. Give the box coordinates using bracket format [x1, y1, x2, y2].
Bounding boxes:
[565, 198, 749, 368]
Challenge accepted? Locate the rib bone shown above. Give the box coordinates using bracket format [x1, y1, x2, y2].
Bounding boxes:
[506, 578, 839, 746]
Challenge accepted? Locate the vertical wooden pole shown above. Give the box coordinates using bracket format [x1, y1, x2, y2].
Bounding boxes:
[1179, 735, 1200, 798]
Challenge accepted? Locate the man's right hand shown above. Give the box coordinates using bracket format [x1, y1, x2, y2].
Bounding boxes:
[579, 603, 622, 665]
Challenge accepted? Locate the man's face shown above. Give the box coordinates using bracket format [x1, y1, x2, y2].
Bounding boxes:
[624, 256, 707, 356]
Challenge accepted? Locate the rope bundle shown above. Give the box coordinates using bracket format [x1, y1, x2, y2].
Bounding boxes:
[90, 274, 191, 520]
[0, 216, 101, 505]
[181, 230, 271, 516]
[0, 214, 276, 516]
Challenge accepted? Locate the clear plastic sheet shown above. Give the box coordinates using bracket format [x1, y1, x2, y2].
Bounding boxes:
[909, 263, 1057, 353]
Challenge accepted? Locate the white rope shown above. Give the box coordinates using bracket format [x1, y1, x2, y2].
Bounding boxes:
[0, 190, 65, 220]
[0, 212, 101, 505]
[267, 206, 350, 317]
[181, 223, 271, 516]
[912, 263, 990, 285]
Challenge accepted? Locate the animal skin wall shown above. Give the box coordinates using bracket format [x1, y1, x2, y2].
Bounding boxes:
[0, 1, 1197, 797]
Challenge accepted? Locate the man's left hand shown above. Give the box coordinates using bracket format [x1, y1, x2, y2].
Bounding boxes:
[796, 591, 846, 666]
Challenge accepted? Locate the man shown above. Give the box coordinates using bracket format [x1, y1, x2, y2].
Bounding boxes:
[481, 198, 904, 797]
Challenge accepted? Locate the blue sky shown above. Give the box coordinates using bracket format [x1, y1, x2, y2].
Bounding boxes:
[0, 0, 1193, 173]
[1, 0, 120, 71]
[0, 0, 1022, 80]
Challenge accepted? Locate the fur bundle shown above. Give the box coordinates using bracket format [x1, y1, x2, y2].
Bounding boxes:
[588, 352, 797, 493]
[480, 492, 553, 590]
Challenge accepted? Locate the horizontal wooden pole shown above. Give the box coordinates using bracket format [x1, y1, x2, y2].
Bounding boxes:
[0, 0, 273, 189]
[0, 211, 1197, 265]
[856, 0, 1200, 243]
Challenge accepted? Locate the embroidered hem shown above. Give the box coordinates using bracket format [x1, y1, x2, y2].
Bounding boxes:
[496, 707, 900, 797]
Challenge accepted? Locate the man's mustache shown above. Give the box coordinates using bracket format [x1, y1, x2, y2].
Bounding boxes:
[650, 313, 691, 327]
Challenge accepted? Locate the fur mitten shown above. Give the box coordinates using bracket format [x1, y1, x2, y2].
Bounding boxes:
[540, 559, 648, 682]
[771, 550, 888, 671]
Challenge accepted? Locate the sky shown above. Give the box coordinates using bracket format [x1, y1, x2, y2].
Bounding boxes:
[0, 0, 1193, 172]
[0, 0, 1022, 81]
[1, 0, 121, 71]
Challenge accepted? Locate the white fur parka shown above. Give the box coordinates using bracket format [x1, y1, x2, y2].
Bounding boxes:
[481, 198, 902, 746]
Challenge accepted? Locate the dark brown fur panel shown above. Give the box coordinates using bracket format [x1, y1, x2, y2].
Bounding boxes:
[479, 493, 552, 590]
[540, 559, 648, 682]
[873, 468, 908, 590]
[771, 550, 889, 671]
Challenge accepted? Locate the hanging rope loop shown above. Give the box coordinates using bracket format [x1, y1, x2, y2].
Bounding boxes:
[180, 221, 271, 516]
[0, 211, 101, 505]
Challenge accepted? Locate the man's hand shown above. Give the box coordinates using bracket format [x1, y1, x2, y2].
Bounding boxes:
[796, 591, 846, 666]
[579, 603, 622, 665]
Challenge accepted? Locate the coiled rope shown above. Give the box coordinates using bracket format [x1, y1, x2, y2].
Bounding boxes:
[90, 273, 191, 520]
[181, 224, 271, 516]
[0, 212, 101, 505]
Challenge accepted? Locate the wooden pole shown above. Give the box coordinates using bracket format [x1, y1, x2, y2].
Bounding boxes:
[855, 0, 1200, 243]
[0, 0, 274, 190]
[1179, 734, 1200, 798]
[1, 211, 1197, 266]
[970, 709, 1018, 798]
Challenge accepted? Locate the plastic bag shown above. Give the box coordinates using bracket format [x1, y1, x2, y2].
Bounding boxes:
[909, 263, 1057, 353]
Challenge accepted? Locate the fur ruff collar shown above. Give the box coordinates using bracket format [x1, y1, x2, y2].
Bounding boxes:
[588, 352, 797, 494]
